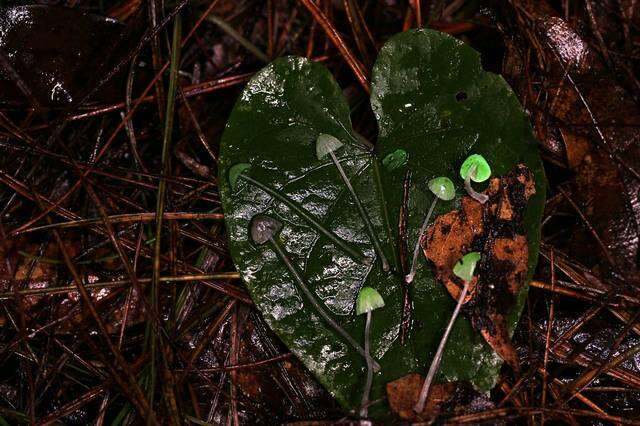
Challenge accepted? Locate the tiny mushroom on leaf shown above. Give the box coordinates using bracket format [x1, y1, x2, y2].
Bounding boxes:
[228, 162, 251, 191]
[452, 251, 481, 282]
[250, 214, 282, 245]
[231, 163, 368, 264]
[355, 286, 385, 419]
[460, 154, 491, 204]
[316, 133, 345, 159]
[414, 251, 481, 414]
[316, 134, 389, 271]
[405, 176, 455, 284]
[381, 148, 408, 171]
[428, 176, 456, 202]
[356, 287, 385, 315]
[250, 215, 380, 371]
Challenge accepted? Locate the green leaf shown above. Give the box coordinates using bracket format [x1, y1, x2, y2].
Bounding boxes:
[219, 29, 546, 419]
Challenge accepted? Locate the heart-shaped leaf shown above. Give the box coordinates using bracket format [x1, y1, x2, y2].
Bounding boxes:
[219, 29, 545, 419]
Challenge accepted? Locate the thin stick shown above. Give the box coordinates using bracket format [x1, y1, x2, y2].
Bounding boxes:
[149, 16, 182, 416]
[464, 164, 488, 204]
[17, 212, 224, 234]
[0, 273, 240, 299]
[405, 198, 438, 284]
[413, 0, 422, 27]
[296, 0, 370, 92]
[360, 310, 374, 418]
[414, 279, 471, 413]
[207, 15, 269, 62]
[541, 249, 556, 423]
[329, 150, 388, 271]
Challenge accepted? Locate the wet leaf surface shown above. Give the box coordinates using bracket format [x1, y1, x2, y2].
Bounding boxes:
[220, 28, 545, 419]
[0, 5, 126, 107]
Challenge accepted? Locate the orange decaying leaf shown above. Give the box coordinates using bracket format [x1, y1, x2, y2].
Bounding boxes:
[386, 373, 457, 421]
[386, 373, 494, 422]
[423, 164, 536, 372]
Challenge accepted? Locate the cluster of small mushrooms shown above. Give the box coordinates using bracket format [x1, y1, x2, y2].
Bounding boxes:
[230, 134, 492, 418]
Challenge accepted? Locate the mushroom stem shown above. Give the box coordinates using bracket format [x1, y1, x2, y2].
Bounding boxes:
[360, 310, 374, 418]
[414, 279, 471, 414]
[329, 151, 389, 272]
[268, 237, 381, 372]
[239, 174, 368, 264]
[405, 198, 438, 284]
[464, 164, 488, 204]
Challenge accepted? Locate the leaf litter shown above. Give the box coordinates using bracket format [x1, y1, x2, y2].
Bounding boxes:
[0, 0, 639, 424]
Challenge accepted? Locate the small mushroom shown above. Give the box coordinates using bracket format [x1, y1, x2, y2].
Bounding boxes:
[405, 177, 455, 284]
[228, 162, 251, 191]
[381, 149, 408, 172]
[250, 215, 381, 371]
[414, 251, 481, 414]
[459, 154, 491, 204]
[230, 163, 368, 264]
[452, 251, 481, 282]
[355, 286, 385, 418]
[316, 134, 389, 271]
[250, 214, 282, 244]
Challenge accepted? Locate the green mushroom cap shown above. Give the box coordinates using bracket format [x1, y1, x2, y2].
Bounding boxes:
[382, 149, 408, 171]
[459, 154, 491, 183]
[453, 251, 481, 282]
[428, 176, 456, 201]
[228, 163, 251, 191]
[356, 287, 385, 315]
[315, 134, 344, 159]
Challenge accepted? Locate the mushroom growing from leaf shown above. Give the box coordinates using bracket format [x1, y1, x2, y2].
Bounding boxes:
[228, 162, 252, 191]
[316, 134, 389, 271]
[405, 177, 455, 284]
[250, 215, 380, 371]
[414, 251, 481, 414]
[355, 286, 385, 418]
[459, 154, 491, 204]
[229, 163, 368, 264]
[381, 149, 408, 171]
[250, 214, 282, 244]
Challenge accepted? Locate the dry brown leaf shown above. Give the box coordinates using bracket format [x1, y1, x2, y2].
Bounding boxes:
[386, 373, 456, 422]
[386, 374, 495, 423]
